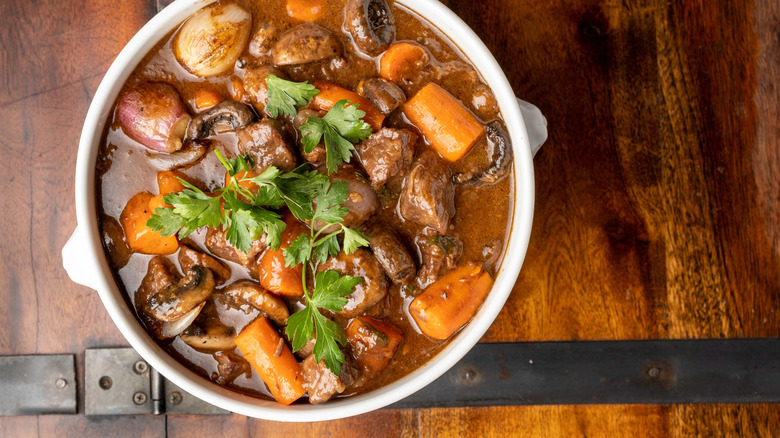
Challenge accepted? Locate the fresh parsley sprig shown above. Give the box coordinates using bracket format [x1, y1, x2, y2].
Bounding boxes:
[282, 178, 370, 375]
[265, 74, 319, 118]
[300, 100, 372, 174]
[286, 270, 362, 374]
[264, 74, 374, 175]
[147, 151, 326, 254]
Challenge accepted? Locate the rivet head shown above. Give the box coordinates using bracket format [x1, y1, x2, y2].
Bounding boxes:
[55, 378, 67, 389]
[647, 367, 660, 378]
[98, 376, 113, 390]
[133, 360, 149, 375]
[169, 391, 183, 405]
[133, 392, 148, 405]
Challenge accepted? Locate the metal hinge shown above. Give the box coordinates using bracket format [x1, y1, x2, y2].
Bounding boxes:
[84, 348, 228, 416]
[0, 354, 77, 416]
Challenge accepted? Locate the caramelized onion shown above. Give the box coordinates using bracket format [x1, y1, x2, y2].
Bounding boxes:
[115, 82, 191, 153]
[174, 2, 252, 77]
[161, 301, 205, 339]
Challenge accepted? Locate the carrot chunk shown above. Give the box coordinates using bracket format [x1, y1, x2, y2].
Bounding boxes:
[310, 81, 385, 131]
[346, 316, 403, 379]
[257, 213, 307, 298]
[286, 0, 325, 21]
[379, 42, 430, 84]
[157, 170, 191, 196]
[409, 262, 494, 340]
[403, 83, 485, 162]
[120, 192, 179, 255]
[192, 88, 222, 111]
[235, 316, 306, 405]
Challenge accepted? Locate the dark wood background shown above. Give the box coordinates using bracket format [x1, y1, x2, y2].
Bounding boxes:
[1, 0, 778, 435]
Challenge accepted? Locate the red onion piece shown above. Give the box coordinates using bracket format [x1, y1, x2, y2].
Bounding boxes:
[116, 83, 192, 153]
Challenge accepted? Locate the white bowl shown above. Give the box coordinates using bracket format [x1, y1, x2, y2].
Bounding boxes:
[62, 0, 546, 422]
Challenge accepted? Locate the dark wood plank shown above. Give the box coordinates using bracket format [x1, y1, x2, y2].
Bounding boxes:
[0, 0, 777, 435]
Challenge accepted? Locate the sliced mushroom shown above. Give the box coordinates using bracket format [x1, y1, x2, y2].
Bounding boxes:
[356, 78, 405, 115]
[272, 23, 342, 66]
[185, 100, 256, 140]
[220, 280, 290, 325]
[454, 121, 513, 186]
[344, 0, 395, 56]
[180, 301, 237, 351]
[178, 244, 232, 286]
[146, 139, 209, 170]
[145, 265, 216, 322]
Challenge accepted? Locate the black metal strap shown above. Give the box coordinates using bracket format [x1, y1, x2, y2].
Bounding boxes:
[392, 339, 780, 408]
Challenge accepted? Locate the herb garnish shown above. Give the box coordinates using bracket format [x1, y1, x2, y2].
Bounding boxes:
[300, 100, 372, 174]
[265, 74, 320, 118]
[282, 178, 370, 374]
[264, 74, 373, 175]
[147, 149, 370, 375]
[147, 151, 326, 254]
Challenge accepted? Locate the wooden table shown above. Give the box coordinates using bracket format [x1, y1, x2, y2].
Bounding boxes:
[1, 0, 778, 435]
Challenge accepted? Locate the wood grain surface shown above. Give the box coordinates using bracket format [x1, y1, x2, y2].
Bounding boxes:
[0, 0, 778, 435]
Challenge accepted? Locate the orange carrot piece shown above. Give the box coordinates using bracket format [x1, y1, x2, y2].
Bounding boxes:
[346, 316, 403, 378]
[379, 42, 430, 84]
[311, 81, 385, 131]
[120, 192, 179, 255]
[235, 316, 306, 405]
[286, 0, 325, 21]
[409, 262, 494, 340]
[403, 83, 485, 162]
[157, 170, 191, 196]
[192, 88, 222, 111]
[257, 213, 307, 298]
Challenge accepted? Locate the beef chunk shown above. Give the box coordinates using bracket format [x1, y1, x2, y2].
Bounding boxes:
[237, 120, 297, 174]
[318, 248, 388, 318]
[212, 351, 250, 385]
[204, 227, 266, 269]
[415, 232, 463, 289]
[364, 224, 416, 285]
[300, 355, 359, 404]
[399, 152, 455, 234]
[356, 128, 416, 190]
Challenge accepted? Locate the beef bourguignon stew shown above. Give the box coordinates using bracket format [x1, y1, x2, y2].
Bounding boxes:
[97, 0, 514, 405]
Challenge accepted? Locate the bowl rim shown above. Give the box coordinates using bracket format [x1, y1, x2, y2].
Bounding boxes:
[73, 0, 535, 421]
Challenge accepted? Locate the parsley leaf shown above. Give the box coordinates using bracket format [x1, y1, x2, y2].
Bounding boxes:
[285, 270, 362, 374]
[299, 99, 373, 174]
[342, 226, 370, 254]
[312, 180, 350, 224]
[147, 151, 325, 254]
[265, 74, 320, 118]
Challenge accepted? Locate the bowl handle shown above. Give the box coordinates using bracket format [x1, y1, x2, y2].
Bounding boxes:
[516, 98, 548, 157]
[62, 226, 99, 291]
